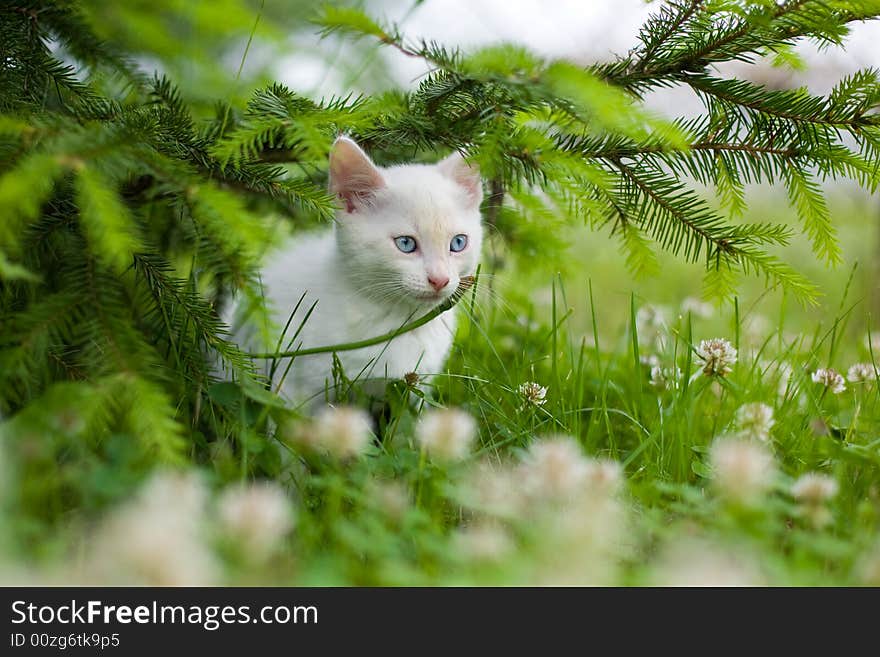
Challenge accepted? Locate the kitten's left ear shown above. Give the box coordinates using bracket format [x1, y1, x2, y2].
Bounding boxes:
[438, 152, 483, 209]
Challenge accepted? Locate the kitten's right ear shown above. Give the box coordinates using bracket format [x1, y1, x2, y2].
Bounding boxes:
[328, 136, 385, 213]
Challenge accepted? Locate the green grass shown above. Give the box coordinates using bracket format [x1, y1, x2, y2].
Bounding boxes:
[2, 190, 880, 586]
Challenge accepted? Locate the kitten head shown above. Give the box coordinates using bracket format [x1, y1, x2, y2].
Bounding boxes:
[329, 136, 483, 311]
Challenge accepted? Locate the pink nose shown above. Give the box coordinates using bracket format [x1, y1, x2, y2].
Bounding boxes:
[427, 275, 450, 292]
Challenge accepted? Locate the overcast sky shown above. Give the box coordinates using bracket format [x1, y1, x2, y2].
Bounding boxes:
[279, 0, 880, 111]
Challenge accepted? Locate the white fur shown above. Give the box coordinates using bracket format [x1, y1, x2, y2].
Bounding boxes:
[228, 138, 483, 407]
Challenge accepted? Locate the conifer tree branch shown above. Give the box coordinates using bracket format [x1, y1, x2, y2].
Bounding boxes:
[598, 0, 880, 92]
[640, 0, 808, 76]
[611, 158, 734, 257]
[684, 73, 880, 129]
[4, 0, 880, 466]
[631, 0, 704, 74]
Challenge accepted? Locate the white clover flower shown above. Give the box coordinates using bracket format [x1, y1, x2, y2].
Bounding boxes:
[460, 461, 525, 519]
[521, 456, 628, 586]
[138, 469, 207, 514]
[680, 296, 713, 319]
[217, 482, 294, 560]
[452, 523, 514, 563]
[636, 304, 668, 334]
[89, 470, 218, 586]
[811, 368, 846, 394]
[636, 304, 669, 351]
[518, 381, 547, 407]
[583, 458, 624, 496]
[735, 402, 775, 442]
[650, 538, 766, 587]
[529, 500, 627, 586]
[791, 473, 838, 505]
[857, 545, 880, 586]
[311, 406, 373, 459]
[847, 362, 877, 384]
[416, 408, 477, 462]
[366, 479, 410, 522]
[516, 315, 541, 332]
[696, 338, 737, 377]
[742, 315, 771, 347]
[709, 437, 776, 505]
[520, 436, 590, 501]
[640, 353, 660, 369]
[650, 365, 681, 390]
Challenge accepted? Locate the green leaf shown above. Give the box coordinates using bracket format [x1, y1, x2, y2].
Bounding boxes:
[207, 381, 244, 410]
[691, 460, 712, 478]
[208, 380, 287, 410]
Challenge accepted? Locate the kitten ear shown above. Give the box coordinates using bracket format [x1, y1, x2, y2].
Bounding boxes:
[438, 151, 483, 209]
[329, 136, 385, 213]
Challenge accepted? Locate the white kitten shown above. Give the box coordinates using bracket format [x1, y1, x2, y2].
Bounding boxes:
[228, 137, 483, 407]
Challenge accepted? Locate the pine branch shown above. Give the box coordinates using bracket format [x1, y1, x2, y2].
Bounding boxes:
[685, 73, 880, 130]
[612, 158, 734, 260]
[631, 0, 704, 74]
[132, 252, 257, 378]
[602, 0, 880, 93]
[3, 0, 880, 470]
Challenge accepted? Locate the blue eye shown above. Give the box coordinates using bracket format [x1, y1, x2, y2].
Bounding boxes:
[450, 234, 468, 252]
[394, 236, 417, 253]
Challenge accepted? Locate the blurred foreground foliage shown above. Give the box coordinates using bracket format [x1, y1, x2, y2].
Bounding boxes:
[1, 0, 880, 583]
